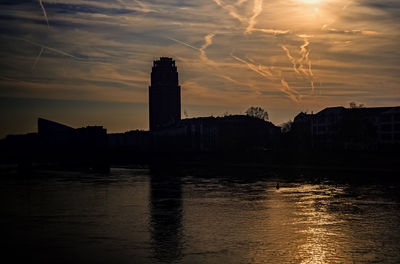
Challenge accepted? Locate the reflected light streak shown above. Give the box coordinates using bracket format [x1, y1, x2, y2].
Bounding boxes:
[296, 185, 337, 264]
[291, 184, 345, 264]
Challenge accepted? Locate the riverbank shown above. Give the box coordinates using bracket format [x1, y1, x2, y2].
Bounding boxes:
[1, 150, 399, 180]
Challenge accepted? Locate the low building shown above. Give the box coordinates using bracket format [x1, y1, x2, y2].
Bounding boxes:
[108, 130, 150, 151]
[152, 115, 281, 153]
[38, 118, 107, 152]
[292, 106, 400, 151]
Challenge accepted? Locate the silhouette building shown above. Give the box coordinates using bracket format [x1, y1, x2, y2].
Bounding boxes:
[292, 106, 400, 150]
[149, 57, 181, 131]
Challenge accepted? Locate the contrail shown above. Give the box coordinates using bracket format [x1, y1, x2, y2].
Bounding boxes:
[299, 38, 315, 93]
[214, 0, 288, 37]
[167, 35, 217, 65]
[252, 28, 289, 35]
[307, 49, 315, 93]
[24, 39, 79, 59]
[281, 45, 300, 75]
[32, 47, 44, 70]
[213, 0, 314, 100]
[231, 54, 273, 79]
[231, 53, 303, 102]
[166, 37, 200, 51]
[14, 37, 80, 59]
[214, 0, 246, 23]
[245, 0, 263, 34]
[34, 0, 49, 69]
[200, 34, 215, 63]
[221, 75, 243, 86]
[1, 35, 81, 59]
[38, 0, 49, 27]
[282, 37, 315, 94]
[280, 79, 300, 102]
[298, 38, 310, 77]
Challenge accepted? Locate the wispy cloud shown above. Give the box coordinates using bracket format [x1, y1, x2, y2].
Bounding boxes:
[0, 0, 399, 128]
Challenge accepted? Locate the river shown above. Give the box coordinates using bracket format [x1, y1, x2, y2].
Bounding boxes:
[1, 168, 399, 263]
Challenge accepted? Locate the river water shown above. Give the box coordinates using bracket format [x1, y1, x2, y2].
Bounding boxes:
[1, 168, 400, 263]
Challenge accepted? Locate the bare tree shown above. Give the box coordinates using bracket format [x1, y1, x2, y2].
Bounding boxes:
[281, 120, 293, 133]
[349, 102, 365, 108]
[245, 106, 269, 121]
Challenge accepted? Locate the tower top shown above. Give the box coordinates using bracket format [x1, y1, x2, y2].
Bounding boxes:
[151, 57, 179, 87]
[153, 57, 176, 69]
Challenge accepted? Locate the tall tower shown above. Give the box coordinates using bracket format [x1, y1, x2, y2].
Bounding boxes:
[149, 57, 181, 131]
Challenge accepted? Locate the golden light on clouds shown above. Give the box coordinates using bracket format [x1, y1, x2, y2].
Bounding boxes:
[0, 0, 399, 135]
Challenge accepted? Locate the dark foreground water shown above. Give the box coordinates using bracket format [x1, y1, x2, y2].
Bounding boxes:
[1, 168, 400, 263]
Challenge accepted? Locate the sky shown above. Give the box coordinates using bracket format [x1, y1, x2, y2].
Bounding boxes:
[0, 0, 399, 137]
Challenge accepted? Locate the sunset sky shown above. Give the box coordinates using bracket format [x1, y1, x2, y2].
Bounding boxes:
[1, 0, 399, 137]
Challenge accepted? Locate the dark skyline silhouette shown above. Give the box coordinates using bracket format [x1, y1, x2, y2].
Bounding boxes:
[0, 57, 399, 174]
[149, 57, 181, 131]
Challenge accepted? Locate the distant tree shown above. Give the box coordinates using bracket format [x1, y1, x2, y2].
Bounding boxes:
[245, 106, 269, 121]
[183, 110, 188, 118]
[349, 102, 365, 108]
[281, 120, 293, 133]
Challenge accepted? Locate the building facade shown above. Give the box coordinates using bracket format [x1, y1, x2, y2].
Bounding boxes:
[152, 115, 281, 153]
[292, 106, 400, 151]
[149, 57, 181, 131]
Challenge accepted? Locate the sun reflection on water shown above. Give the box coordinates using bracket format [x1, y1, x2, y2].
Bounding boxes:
[281, 183, 348, 264]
